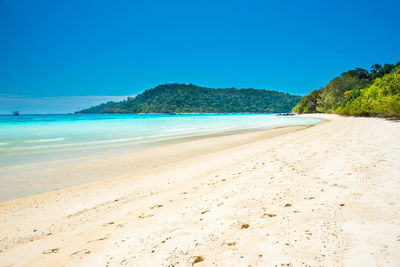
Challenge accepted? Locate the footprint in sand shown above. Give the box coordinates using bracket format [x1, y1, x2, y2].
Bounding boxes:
[190, 256, 204, 265]
[87, 235, 108, 243]
[263, 213, 276, 218]
[43, 248, 59, 254]
[138, 214, 154, 219]
[241, 223, 250, 229]
[70, 249, 91, 258]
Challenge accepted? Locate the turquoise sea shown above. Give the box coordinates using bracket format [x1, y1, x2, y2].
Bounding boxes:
[0, 113, 322, 158]
[0, 113, 324, 165]
[0, 114, 323, 201]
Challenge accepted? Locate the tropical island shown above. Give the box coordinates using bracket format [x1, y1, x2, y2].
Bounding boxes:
[293, 62, 400, 118]
[79, 63, 400, 118]
[3, 0, 400, 265]
[77, 84, 302, 114]
[3, 67, 400, 266]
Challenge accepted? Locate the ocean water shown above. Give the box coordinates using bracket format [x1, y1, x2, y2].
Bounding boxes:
[0, 114, 323, 201]
[0, 114, 322, 160]
[0, 114, 323, 166]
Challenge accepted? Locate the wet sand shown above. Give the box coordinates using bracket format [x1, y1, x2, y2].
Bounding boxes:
[0, 126, 308, 202]
[0, 114, 399, 266]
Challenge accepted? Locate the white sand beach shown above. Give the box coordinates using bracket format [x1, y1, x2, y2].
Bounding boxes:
[1, 114, 399, 266]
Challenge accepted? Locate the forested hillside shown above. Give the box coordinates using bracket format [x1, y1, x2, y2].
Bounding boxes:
[293, 63, 400, 118]
[78, 84, 301, 114]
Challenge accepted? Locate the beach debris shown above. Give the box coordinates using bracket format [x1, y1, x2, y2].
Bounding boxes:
[339, 203, 345, 207]
[225, 241, 237, 246]
[263, 213, 277, 217]
[241, 223, 250, 229]
[200, 210, 210, 214]
[284, 203, 292, 207]
[150, 204, 163, 209]
[43, 248, 59, 254]
[191, 256, 204, 265]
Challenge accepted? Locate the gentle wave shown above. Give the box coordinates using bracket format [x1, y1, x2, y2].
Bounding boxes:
[84, 137, 144, 145]
[0, 115, 324, 155]
[163, 127, 197, 132]
[25, 138, 65, 143]
[6, 136, 146, 151]
[2, 130, 217, 152]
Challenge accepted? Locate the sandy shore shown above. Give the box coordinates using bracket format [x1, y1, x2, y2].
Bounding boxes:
[0, 125, 310, 202]
[1, 114, 399, 266]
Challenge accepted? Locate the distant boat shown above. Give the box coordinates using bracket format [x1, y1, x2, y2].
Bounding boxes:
[13, 111, 19, 116]
[168, 112, 178, 115]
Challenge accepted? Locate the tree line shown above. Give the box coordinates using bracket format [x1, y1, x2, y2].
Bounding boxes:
[78, 83, 302, 114]
[293, 62, 400, 118]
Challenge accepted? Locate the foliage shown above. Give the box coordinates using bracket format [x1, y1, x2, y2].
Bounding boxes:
[292, 90, 321, 113]
[336, 67, 400, 118]
[293, 63, 400, 118]
[78, 83, 302, 114]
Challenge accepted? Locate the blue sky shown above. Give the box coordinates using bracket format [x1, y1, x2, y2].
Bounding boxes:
[1, 0, 399, 113]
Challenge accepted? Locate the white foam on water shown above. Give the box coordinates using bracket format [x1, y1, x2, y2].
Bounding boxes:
[163, 127, 197, 132]
[10, 136, 146, 150]
[25, 138, 65, 143]
[0, 114, 324, 156]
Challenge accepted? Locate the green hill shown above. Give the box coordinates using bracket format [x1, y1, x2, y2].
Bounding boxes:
[78, 83, 302, 114]
[293, 63, 400, 118]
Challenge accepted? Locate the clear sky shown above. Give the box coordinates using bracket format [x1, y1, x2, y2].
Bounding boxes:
[1, 0, 399, 113]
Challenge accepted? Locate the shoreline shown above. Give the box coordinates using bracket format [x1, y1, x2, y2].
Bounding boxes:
[1, 114, 399, 266]
[0, 124, 313, 203]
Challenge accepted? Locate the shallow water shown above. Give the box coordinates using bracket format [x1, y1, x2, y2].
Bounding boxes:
[0, 114, 323, 201]
[0, 114, 322, 168]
